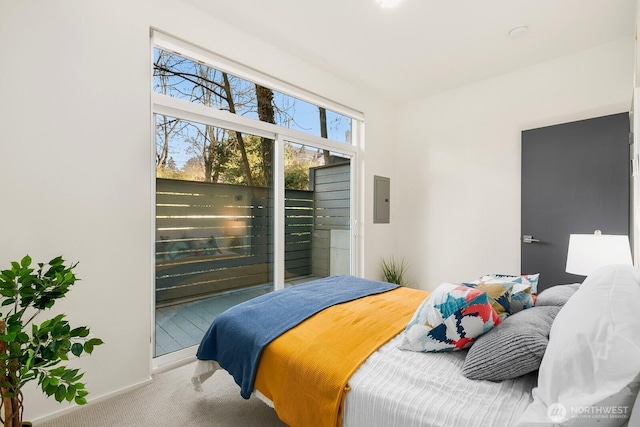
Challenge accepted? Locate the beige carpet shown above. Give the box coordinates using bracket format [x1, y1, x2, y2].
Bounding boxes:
[36, 362, 287, 427]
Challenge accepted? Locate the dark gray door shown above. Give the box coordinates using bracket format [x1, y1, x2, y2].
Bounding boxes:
[521, 113, 630, 292]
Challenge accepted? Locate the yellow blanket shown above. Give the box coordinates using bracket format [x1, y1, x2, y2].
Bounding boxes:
[254, 286, 429, 427]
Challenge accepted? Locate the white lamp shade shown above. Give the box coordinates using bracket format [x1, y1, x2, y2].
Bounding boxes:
[566, 234, 633, 276]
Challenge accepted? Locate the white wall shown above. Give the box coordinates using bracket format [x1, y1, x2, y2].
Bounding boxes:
[0, 0, 397, 421]
[395, 38, 634, 290]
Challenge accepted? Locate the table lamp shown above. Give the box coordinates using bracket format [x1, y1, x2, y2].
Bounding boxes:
[565, 230, 633, 276]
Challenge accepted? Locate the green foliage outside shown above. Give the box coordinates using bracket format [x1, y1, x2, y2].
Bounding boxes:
[157, 137, 321, 190]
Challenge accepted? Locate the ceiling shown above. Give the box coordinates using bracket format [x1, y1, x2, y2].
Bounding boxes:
[181, 0, 636, 105]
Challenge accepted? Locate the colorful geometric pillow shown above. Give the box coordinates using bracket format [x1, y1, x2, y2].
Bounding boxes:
[399, 283, 501, 353]
[509, 283, 535, 314]
[463, 281, 513, 319]
[475, 273, 539, 315]
[483, 273, 540, 294]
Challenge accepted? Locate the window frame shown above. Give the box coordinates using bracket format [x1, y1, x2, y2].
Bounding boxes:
[152, 31, 364, 126]
[150, 30, 363, 368]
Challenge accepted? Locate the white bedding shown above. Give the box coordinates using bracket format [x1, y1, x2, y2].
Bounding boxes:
[343, 333, 537, 427]
[193, 332, 537, 426]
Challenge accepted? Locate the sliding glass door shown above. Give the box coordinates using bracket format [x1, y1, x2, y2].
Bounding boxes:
[154, 119, 274, 357]
[151, 31, 360, 361]
[284, 141, 352, 286]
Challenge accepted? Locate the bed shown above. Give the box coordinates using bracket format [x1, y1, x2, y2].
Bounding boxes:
[192, 266, 640, 427]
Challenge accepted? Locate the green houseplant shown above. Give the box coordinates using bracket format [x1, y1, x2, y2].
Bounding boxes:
[381, 256, 409, 286]
[0, 255, 103, 427]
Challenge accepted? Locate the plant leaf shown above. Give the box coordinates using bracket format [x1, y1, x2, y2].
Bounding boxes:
[71, 343, 83, 357]
[66, 385, 76, 402]
[55, 384, 66, 402]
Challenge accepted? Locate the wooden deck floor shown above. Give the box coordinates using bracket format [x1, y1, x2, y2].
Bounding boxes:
[155, 276, 317, 357]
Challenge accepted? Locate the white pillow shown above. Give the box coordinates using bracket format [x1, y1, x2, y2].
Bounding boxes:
[517, 265, 640, 426]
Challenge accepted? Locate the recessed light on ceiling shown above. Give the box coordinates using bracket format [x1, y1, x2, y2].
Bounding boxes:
[508, 25, 529, 39]
[375, 0, 403, 8]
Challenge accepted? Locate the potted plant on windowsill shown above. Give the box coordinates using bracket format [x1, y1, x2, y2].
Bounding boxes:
[0, 255, 103, 427]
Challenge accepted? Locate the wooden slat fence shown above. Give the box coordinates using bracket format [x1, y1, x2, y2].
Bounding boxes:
[311, 162, 351, 230]
[309, 162, 351, 277]
[156, 178, 313, 305]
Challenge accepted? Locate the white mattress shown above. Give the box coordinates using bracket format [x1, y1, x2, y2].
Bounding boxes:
[343, 333, 537, 427]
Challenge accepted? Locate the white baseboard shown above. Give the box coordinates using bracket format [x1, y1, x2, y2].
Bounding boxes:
[32, 348, 198, 423]
[30, 376, 153, 424]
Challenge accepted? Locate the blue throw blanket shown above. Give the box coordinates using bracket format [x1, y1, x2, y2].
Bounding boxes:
[196, 275, 398, 398]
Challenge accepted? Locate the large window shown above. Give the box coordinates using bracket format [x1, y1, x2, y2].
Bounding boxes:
[151, 31, 361, 362]
[153, 48, 352, 144]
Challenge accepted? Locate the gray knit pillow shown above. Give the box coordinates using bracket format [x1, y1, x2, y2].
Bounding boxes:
[462, 305, 561, 381]
[535, 283, 580, 307]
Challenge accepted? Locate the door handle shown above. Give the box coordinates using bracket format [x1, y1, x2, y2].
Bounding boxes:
[522, 235, 540, 244]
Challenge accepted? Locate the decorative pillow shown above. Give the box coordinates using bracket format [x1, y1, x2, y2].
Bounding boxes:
[462, 305, 561, 381]
[534, 283, 580, 307]
[399, 283, 501, 353]
[474, 274, 538, 315]
[484, 273, 540, 294]
[517, 265, 640, 427]
[463, 281, 513, 319]
[201, 235, 222, 256]
[165, 239, 190, 260]
[509, 283, 535, 314]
